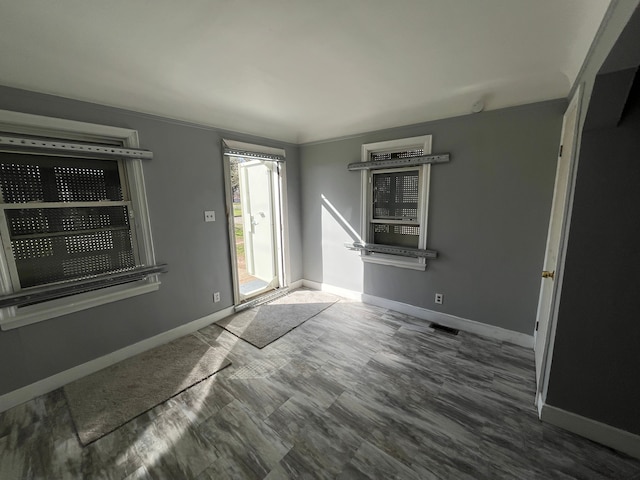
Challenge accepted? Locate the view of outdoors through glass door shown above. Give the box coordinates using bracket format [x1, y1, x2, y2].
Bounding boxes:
[229, 157, 280, 301]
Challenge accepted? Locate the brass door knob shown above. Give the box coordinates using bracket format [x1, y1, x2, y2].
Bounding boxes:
[542, 270, 555, 279]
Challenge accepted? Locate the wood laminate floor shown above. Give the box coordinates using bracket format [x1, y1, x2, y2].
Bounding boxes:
[1, 296, 639, 479]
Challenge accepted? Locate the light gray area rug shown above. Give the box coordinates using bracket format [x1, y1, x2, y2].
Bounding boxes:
[64, 334, 231, 445]
[217, 289, 339, 348]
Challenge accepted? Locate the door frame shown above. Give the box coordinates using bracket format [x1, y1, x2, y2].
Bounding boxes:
[222, 140, 290, 307]
[535, 84, 584, 413]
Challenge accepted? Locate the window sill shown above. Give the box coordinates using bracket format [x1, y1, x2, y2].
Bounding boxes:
[0, 278, 160, 330]
[361, 253, 427, 271]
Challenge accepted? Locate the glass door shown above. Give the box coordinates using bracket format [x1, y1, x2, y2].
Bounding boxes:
[226, 156, 281, 303]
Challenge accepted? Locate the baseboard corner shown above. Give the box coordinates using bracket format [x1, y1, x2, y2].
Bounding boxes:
[540, 403, 640, 460]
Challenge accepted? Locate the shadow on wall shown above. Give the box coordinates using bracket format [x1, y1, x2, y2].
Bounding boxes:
[321, 195, 362, 244]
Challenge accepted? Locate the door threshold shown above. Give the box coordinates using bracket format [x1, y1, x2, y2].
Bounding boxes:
[234, 287, 290, 313]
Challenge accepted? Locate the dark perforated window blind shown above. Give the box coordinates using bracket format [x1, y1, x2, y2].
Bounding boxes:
[0, 152, 137, 289]
[372, 224, 420, 248]
[371, 148, 424, 162]
[372, 170, 419, 220]
[369, 147, 424, 250]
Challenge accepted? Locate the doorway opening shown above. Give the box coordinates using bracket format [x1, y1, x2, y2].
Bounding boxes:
[223, 141, 287, 307]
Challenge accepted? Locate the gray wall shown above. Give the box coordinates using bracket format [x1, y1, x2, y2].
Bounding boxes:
[300, 100, 565, 334]
[0, 86, 302, 396]
[546, 3, 640, 435]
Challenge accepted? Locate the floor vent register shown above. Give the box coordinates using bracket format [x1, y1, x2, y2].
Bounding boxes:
[430, 323, 459, 335]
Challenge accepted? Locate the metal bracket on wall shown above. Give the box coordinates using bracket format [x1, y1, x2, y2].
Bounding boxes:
[345, 242, 438, 259]
[347, 153, 450, 171]
[0, 264, 168, 308]
[0, 135, 153, 160]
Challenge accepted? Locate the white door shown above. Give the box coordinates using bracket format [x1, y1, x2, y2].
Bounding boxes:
[534, 88, 581, 397]
[238, 160, 278, 287]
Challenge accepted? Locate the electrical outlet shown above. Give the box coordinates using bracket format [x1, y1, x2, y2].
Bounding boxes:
[435, 293, 443, 305]
[213, 291, 221, 303]
[204, 210, 216, 222]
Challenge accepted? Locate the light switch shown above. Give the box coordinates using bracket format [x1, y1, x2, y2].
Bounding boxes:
[204, 210, 215, 222]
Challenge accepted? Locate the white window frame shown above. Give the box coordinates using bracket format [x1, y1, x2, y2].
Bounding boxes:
[0, 110, 159, 330]
[360, 135, 431, 271]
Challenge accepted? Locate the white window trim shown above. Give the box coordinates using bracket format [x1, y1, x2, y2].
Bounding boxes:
[0, 110, 159, 330]
[360, 135, 432, 271]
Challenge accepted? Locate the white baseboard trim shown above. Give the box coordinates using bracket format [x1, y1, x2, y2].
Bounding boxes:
[302, 279, 533, 348]
[363, 294, 534, 348]
[0, 306, 235, 414]
[301, 279, 363, 301]
[288, 279, 304, 290]
[541, 403, 640, 460]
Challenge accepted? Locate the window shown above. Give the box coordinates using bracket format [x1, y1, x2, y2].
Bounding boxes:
[0, 155, 137, 288]
[361, 135, 431, 270]
[0, 110, 160, 330]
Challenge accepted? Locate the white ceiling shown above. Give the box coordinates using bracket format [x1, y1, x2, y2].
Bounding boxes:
[0, 0, 611, 144]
